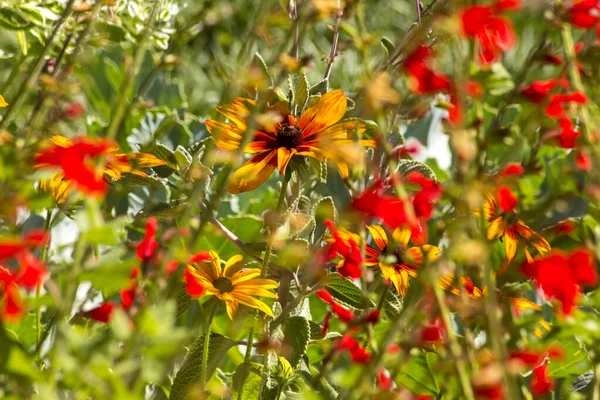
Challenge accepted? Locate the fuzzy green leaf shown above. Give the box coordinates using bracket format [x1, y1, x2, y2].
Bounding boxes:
[282, 316, 310, 368]
[320, 273, 373, 309]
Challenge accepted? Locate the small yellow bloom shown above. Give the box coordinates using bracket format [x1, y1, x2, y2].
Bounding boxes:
[0, 95, 8, 107]
[365, 225, 440, 296]
[186, 250, 278, 319]
[476, 196, 550, 274]
[205, 90, 376, 193]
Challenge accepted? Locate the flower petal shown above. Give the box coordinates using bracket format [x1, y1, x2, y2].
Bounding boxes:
[392, 228, 412, 249]
[225, 300, 238, 320]
[366, 225, 388, 250]
[228, 151, 277, 194]
[487, 216, 505, 240]
[298, 89, 347, 137]
[223, 254, 245, 277]
[232, 292, 274, 317]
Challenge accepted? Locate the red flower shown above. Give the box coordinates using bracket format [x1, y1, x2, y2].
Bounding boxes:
[545, 92, 587, 119]
[183, 268, 206, 298]
[338, 335, 370, 363]
[576, 148, 592, 171]
[321, 311, 332, 336]
[378, 369, 392, 390]
[460, 0, 520, 65]
[323, 220, 363, 279]
[0, 229, 48, 260]
[316, 289, 334, 304]
[35, 136, 118, 196]
[136, 217, 158, 261]
[567, 0, 600, 29]
[497, 185, 517, 212]
[473, 385, 504, 400]
[316, 289, 355, 323]
[366, 309, 380, 324]
[83, 303, 115, 323]
[531, 363, 554, 396]
[557, 117, 579, 149]
[2, 285, 25, 321]
[403, 45, 452, 95]
[63, 102, 85, 120]
[522, 248, 598, 315]
[521, 80, 559, 104]
[409, 172, 443, 221]
[499, 163, 524, 177]
[420, 318, 445, 344]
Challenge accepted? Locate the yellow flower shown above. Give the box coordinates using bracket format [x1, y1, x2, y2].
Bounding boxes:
[185, 250, 278, 319]
[0, 95, 8, 107]
[205, 89, 376, 194]
[365, 225, 440, 296]
[476, 196, 550, 274]
[37, 135, 168, 202]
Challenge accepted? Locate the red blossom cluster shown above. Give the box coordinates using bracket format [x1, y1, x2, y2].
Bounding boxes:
[316, 289, 355, 331]
[403, 45, 461, 124]
[521, 248, 598, 315]
[337, 335, 370, 363]
[0, 230, 48, 320]
[84, 218, 160, 323]
[460, 0, 520, 65]
[510, 346, 564, 396]
[352, 172, 442, 245]
[321, 220, 363, 279]
[567, 0, 600, 33]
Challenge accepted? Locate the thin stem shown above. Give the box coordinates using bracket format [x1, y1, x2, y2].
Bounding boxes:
[376, 284, 389, 311]
[200, 303, 217, 388]
[237, 174, 289, 399]
[432, 284, 475, 400]
[415, 0, 422, 26]
[0, 54, 25, 95]
[323, 0, 342, 81]
[105, 0, 163, 141]
[36, 208, 53, 361]
[289, 0, 299, 60]
[0, 0, 76, 130]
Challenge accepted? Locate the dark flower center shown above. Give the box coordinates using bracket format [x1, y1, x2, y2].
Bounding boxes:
[276, 123, 303, 149]
[213, 277, 234, 293]
[505, 210, 519, 225]
[382, 246, 404, 268]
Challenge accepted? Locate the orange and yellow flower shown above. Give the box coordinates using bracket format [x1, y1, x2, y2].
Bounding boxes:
[365, 225, 440, 296]
[36, 135, 167, 202]
[185, 250, 278, 319]
[205, 89, 376, 193]
[477, 196, 550, 274]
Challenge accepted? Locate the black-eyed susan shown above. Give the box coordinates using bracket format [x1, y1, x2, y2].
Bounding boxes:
[36, 135, 167, 200]
[365, 225, 440, 296]
[184, 250, 278, 319]
[205, 89, 376, 194]
[476, 195, 550, 274]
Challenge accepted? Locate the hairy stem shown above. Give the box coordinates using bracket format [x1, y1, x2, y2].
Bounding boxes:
[200, 303, 217, 388]
[36, 208, 53, 361]
[323, 0, 342, 81]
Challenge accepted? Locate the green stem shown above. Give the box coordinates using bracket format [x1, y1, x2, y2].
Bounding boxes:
[105, 0, 163, 141]
[200, 303, 217, 388]
[0, 0, 75, 130]
[376, 284, 389, 311]
[0, 54, 25, 95]
[238, 174, 289, 399]
[432, 283, 475, 400]
[36, 208, 53, 361]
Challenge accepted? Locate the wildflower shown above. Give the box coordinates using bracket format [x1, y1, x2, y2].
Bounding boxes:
[545, 91, 587, 119]
[521, 248, 598, 315]
[205, 90, 376, 193]
[0, 229, 48, 260]
[420, 318, 445, 344]
[136, 217, 158, 262]
[316, 289, 355, 322]
[460, 0, 520, 65]
[497, 185, 517, 212]
[365, 224, 440, 296]
[338, 335, 370, 363]
[576, 148, 592, 171]
[476, 195, 550, 274]
[378, 369, 392, 390]
[35, 135, 167, 199]
[556, 117, 579, 148]
[0, 95, 7, 107]
[403, 45, 451, 95]
[531, 363, 554, 396]
[184, 250, 278, 319]
[499, 163, 524, 177]
[567, 0, 600, 29]
[521, 80, 560, 104]
[83, 303, 115, 323]
[322, 220, 363, 279]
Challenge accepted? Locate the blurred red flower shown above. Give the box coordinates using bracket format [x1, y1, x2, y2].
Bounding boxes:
[338, 335, 370, 363]
[567, 0, 600, 29]
[136, 217, 158, 261]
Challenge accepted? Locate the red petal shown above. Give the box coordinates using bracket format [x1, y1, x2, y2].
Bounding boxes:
[497, 185, 518, 212]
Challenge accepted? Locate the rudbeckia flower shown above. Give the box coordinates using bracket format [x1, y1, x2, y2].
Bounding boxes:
[477, 190, 550, 274]
[184, 250, 278, 319]
[35, 135, 167, 199]
[205, 89, 376, 194]
[322, 220, 363, 279]
[365, 225, 440, 296]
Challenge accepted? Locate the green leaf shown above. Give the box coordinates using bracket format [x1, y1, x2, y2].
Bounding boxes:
[294, 73, 310, 113]
[119, 173, 165, 188]
[175, 284, 192, 318]
[0, 7, 32, 30]
[251, 52, 272, 86]
[383, 287, 403, 319]
[396, 160, 437, 181]
[232, 362, 263, 399]
[320, 273, 373, 309]
[282, 316, 310, 368]
[313, 197, 336, 224]
[381, 37, 395, 59]
[174, 145, 192, 172]
[138, 202, 186, 220]
[394, 352, 440, 396]
[309, 79, 328, 96]
[169, 333, 237, 400]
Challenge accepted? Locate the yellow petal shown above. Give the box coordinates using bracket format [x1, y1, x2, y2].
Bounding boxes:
[514, 220, 551, 254]
[225, 300, 238, 320]
[337, 161, 349, 179]
[277, 147, 294, 175]
[234, 278, 279, 290]
[509, 297, 541, 312]
[208, 250, 222, 277]
[297, 89, 347, 137]
[230, 269, 262, 285]
[127, 152, 168, 168]
[232, 292, 274, 317]
[366, 225, 388, 250]
[392, 228, 411, 249]
[487, 217, 505, 240]
[50, 135, 74, 148]
[223, 254, 245, 277]
[304, 119, 366, 142]
[0, 95, 8, 107]
[205, 120, 244, 151]
[228, 151, 277, 194]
